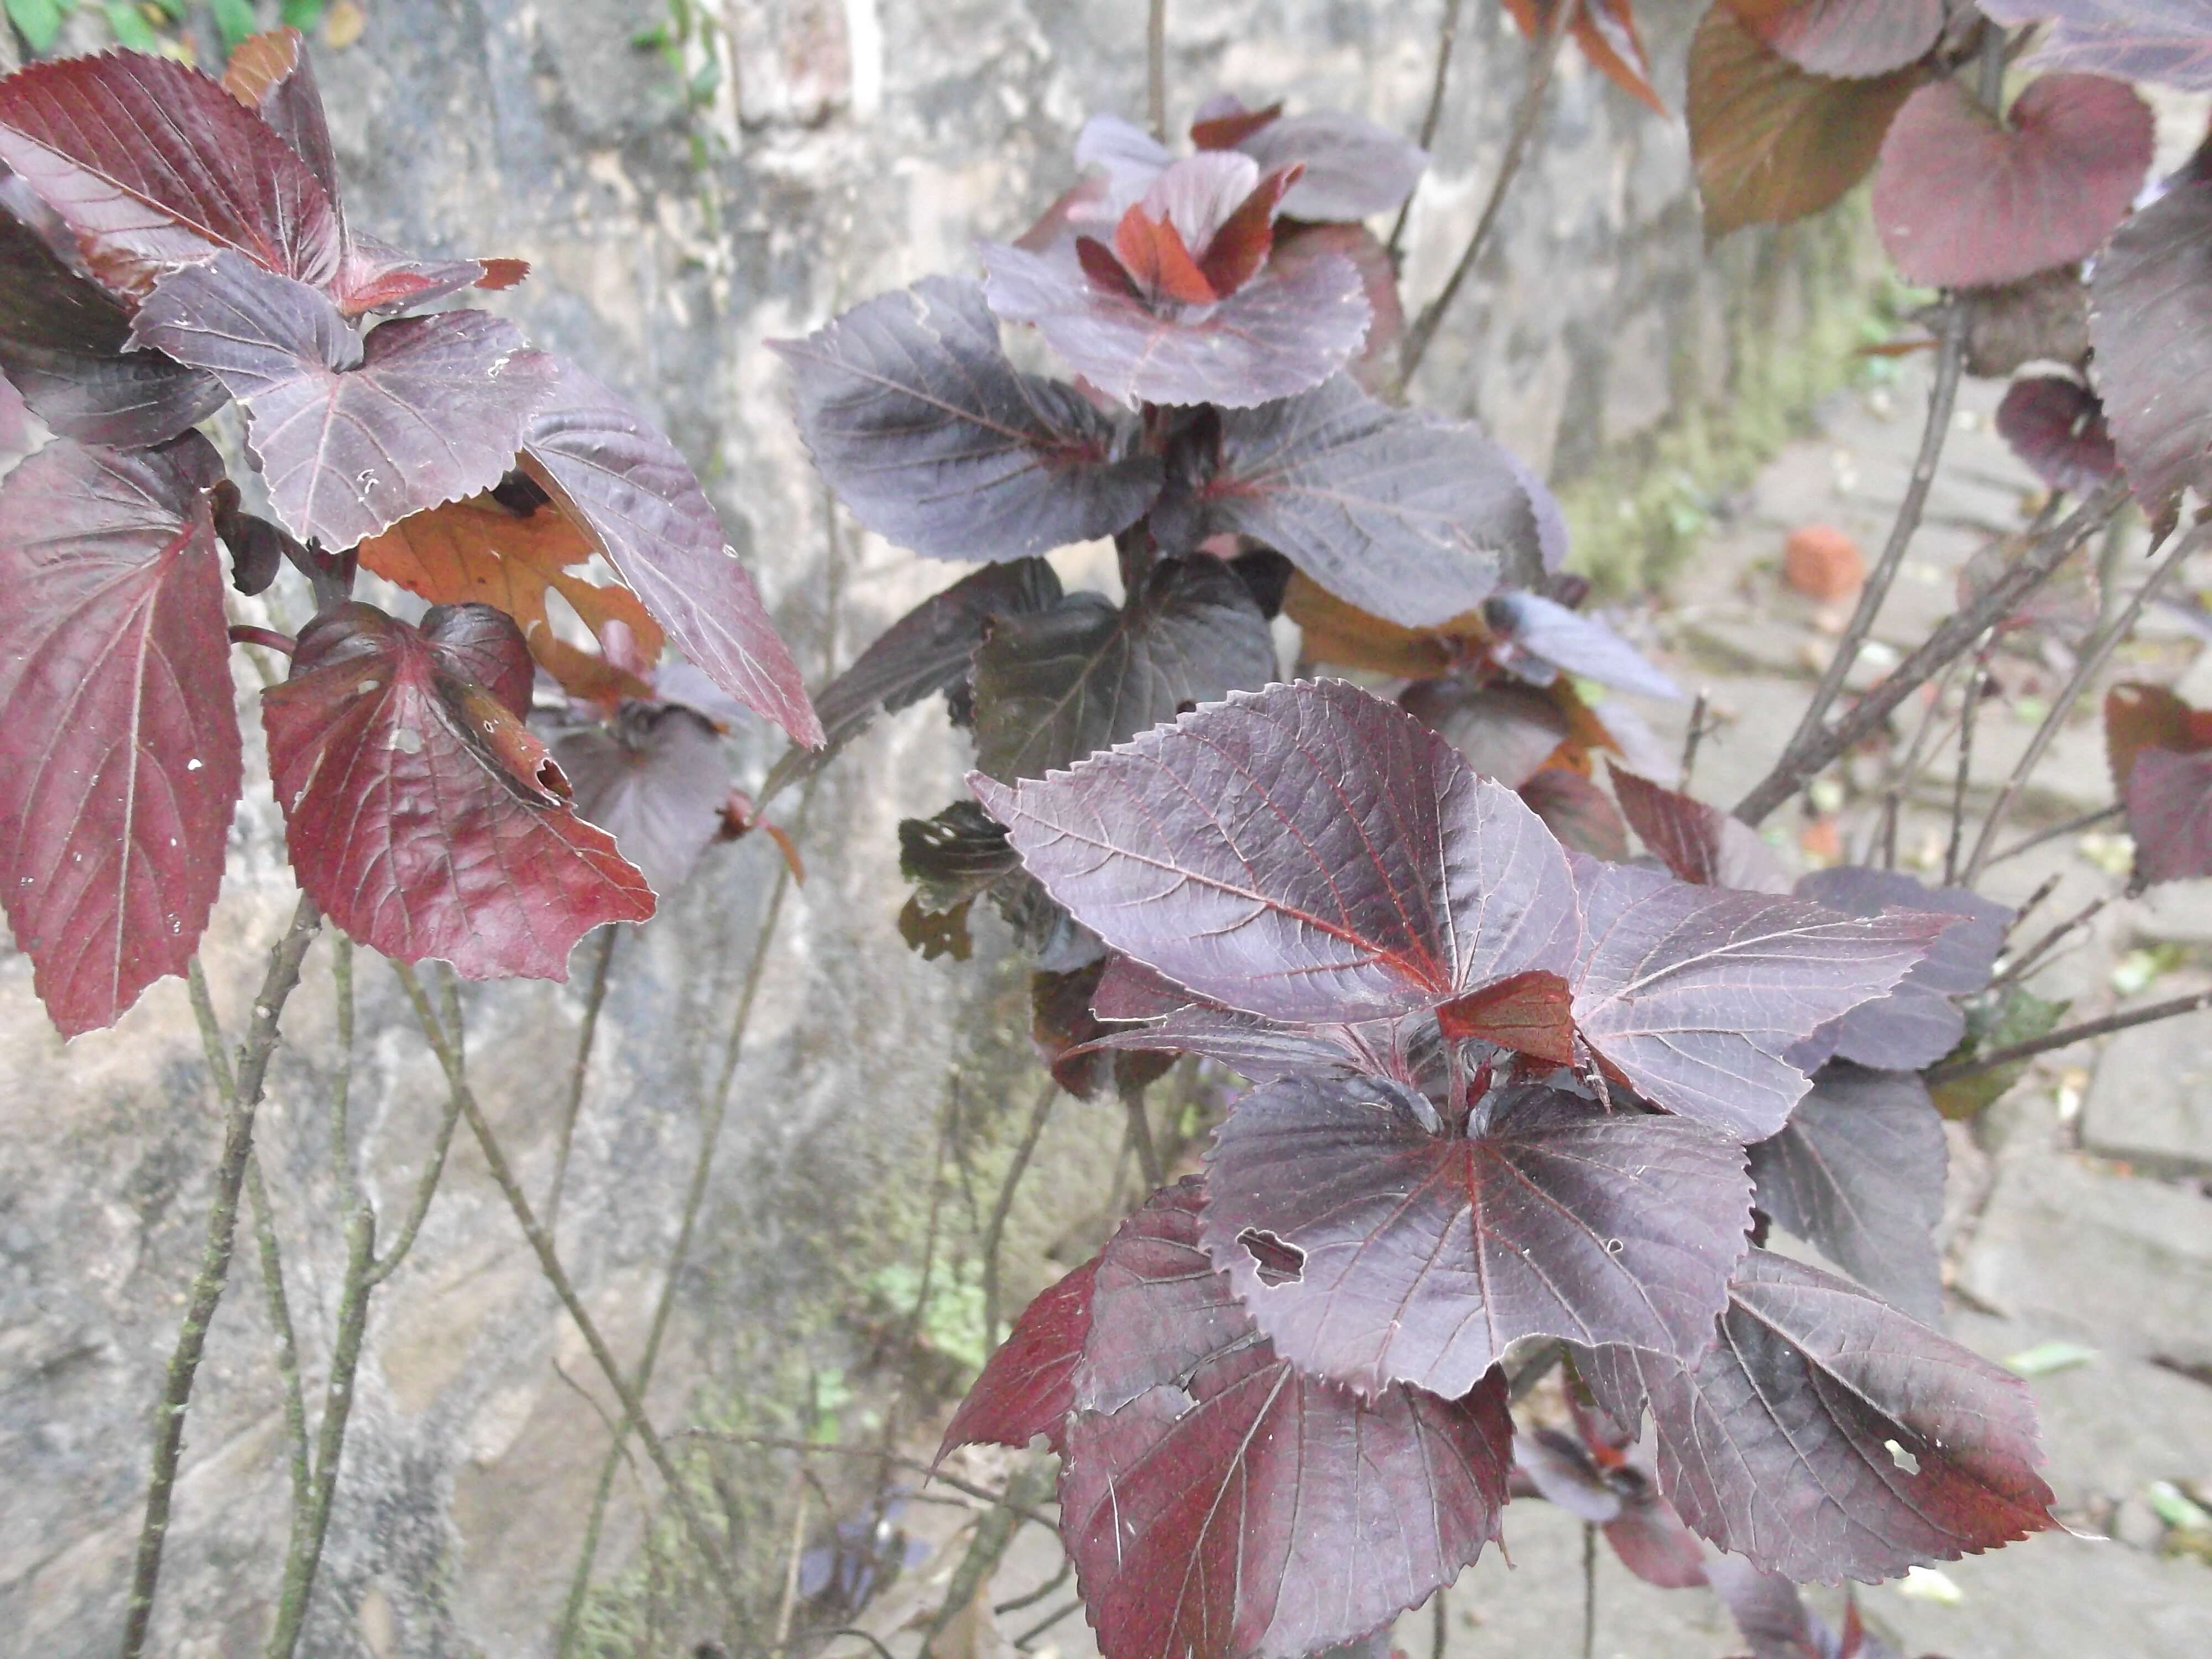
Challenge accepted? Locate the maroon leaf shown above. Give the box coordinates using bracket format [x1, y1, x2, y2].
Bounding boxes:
[1190, 96, 1286, 152]
[2091, 143, 2212, 524]
[0, 196, 226, 446]
[1749, 1065, 1947, 1322]
[1504, 0, 1669, 116]
[261, 601, 656, 979]
[1871, 75, 2152, 290]
[771, 275, 1164, 561]
[979, 238, 1370, 408]
[547, 703, 733, 896]
[332, 236, 515, 321]
[938, 1258, 1097, 1458]
[1583, 1250, 2054, 1583]
[1056, 1185, 1514, 1659]
[128, 253, 556, 550]
[2121, 742, 2212, 883]
[1518, 768, 1631, 863]
[969, 555, 1279, 782]
[1726, 0, 1948, 78]
[521, 356, 823, 747]
[1435, 968, 1578, 1062]
[971, 680, 1581, 1025]
[1613, 769, 1791, 893]
[1399, 680, 1571, 790]
[1032, 959, 1178, 1100]
[0, 51, 342, 300]
[1995, 374, 2119, 493]
[1177, 376, 1545, 628]
[220, 25, 341, 207]
[1267, 222, 1404, 397]
[763, 557, 1063, 801]
[1570, 863, 1944, 1138]
[1483, 591, 1681, 700]
[1984, 1, 2212, 91]
[1200, 1075, 1751, 1397]
[0, 437, 241, 1038]
[1791, 867, 2008, 1072]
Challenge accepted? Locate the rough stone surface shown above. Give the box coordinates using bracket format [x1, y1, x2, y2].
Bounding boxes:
[2085, 1009, 2212, 1176]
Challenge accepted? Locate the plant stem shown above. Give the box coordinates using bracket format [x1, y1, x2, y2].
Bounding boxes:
[1927, 985, 2212, 1083]
[361, 1078, 466, 1287]
[1982, 803, 2123, 871]
[1748, 300, 1970, 825]
[1734, 480, 2128, 825]
[122, 896, 321, 1659]
[1581, 1522, 1597, 1659]
[1960, 523, 2201, 886]
[245, 1155, 312, 1549]
[1399, 0, 1578, 382]
[1431, 1587, 1449, 1659]
[671, 1432, 1058, 1529]
[546, 922, 620, 1233]
[1121, 1077, 1165, 1190]
[1945, 664, 1986, 885]
[1385, 0, 1467, 265]
[392, 962, 748, 1627]
[981, 1079, 1060, 1345]
[1147, 0, 1167, 142]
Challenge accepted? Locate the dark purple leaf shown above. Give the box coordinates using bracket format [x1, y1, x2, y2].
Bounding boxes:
[1984, 1, 2212, 91]
[1229, 109, 1427, 221]
[219, 25, 341, 208]
[1201, 1075, 1751, 1397]
[1078, 975, 1378, 1081]
[761, 556, 1062, 801]
[899, 799, 1021, 912]
[938, 1258, 1096, 1457]
[979, 237, 1370, 409]
[1791, 867, 2008, 1071]
[0, 199, 226, 446]
[261, 601, 656, 979]
[0, 437, 241, 1038]
[771, 275, 1163, 561]
[1399, 680, 1571, 789]
[1571, 863, 1944, 1138]
[969, 555, 1279, 782]
[1872, 74, 2152, 289]
[1267, 222, 1404, 397]
[971, 679, 1580, 1025]
[1603, 1481, 1711, 1590]
[1181, 375, 1543, 628]
[0, 51, 342, 300]
[128, 253, 556, 550]
[1613, 769, 1791, 893]
[1749, 1065, 1947, 1322]
[1034, 958, 1178, 1099]
[2121, 742, 2212, 883]
[1484, 591, 1681, 700]
[1727, 0, 1948, 78]
[1703, 1554, 1843, 1659]
[1057, 1185, 1514, 1659]
[1583, 1250, 2054, 1583]
[1995, 374, 2119, 493]
[521, 355, 823, 747]
[2090, 140, 2212, 525]
[1516, 1425, 1627, 1523]
[1518, 769, 1631, 863]
[547, 703, 732, 896]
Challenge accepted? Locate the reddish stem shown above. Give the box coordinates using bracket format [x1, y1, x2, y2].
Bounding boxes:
[229, 625, 297, 656]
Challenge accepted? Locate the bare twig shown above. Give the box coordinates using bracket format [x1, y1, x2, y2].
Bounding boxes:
[1961, 524, 2201, 885]
[244, 1156, 312, 1549]
[1991, 893, 2110, 990]
[997, 1557, 1074, 1617]
[546, 923, 620, 1233]
[123, 896, 321, 1659]
[362, 1073, 466, 1289]
[393, 962, 746, 1625]
[1147, 0, 1168, 142]
[982, 1080, 1060, 1344]
[1749, 300, 1971, 826]
[1385, 0, 1467, 265]
[1927, 985, 2212, 1083]
[1946, 665, 1987, 885]
[1984, 804, 2124, 870]
[671, 1431, 1057, 1531]
[1679, 690, 1711, 791]
[1121, 1078, 1165, 1191]
[1013, 1598, 1084, 1650]
[771, 1481, 808, 1657]
[1400, 0, 1579, 380]
[1581, 1522, 1598, 1659]
[1735, 480, 2129, 825]
[928, 1459, 1060, 1643]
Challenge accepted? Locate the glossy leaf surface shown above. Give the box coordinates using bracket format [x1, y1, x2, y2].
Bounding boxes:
[0, 438, 240, 1037]
[220, 25, 341, 206]
[521, 356, 822, 747]
[773, 275, 1163, 562]
[1792, 867, 2008, 1072]
[262, 602, 655, 978]
[1872, 75, 2152, 289]
[1584, 1251, 2054, 1583]
[972, 680, 1580, 1024]
[1201, 1075, 1751, 1397]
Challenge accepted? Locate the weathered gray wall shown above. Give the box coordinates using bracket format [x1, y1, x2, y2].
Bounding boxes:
[0, 3, 1865, 1655]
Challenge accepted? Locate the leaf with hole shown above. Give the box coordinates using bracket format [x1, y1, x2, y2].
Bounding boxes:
[0, 437, 241, 1039]
[1580, 1250, 2054, 1583]
[1687, 3, 1922, 239]
[261, 601, 655, 978]
[1201, 1074, 1751, 1398]
[1872, 75, 2152, 290]
[969, 555, 1279, 783]
[772, 275, 1164, 562]
[971, 680, 1582, 1025]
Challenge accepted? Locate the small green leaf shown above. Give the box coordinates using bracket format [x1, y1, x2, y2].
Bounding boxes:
[209, 0, 257, 49]
[629, 23, 668, 48]
[278, 0, 322, 29]
[6, 0, 67, 53]
[103, 0, 158, 49]
[2148, 1480, 2212, 1533]
[2002, 1339, 2098, 1378]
